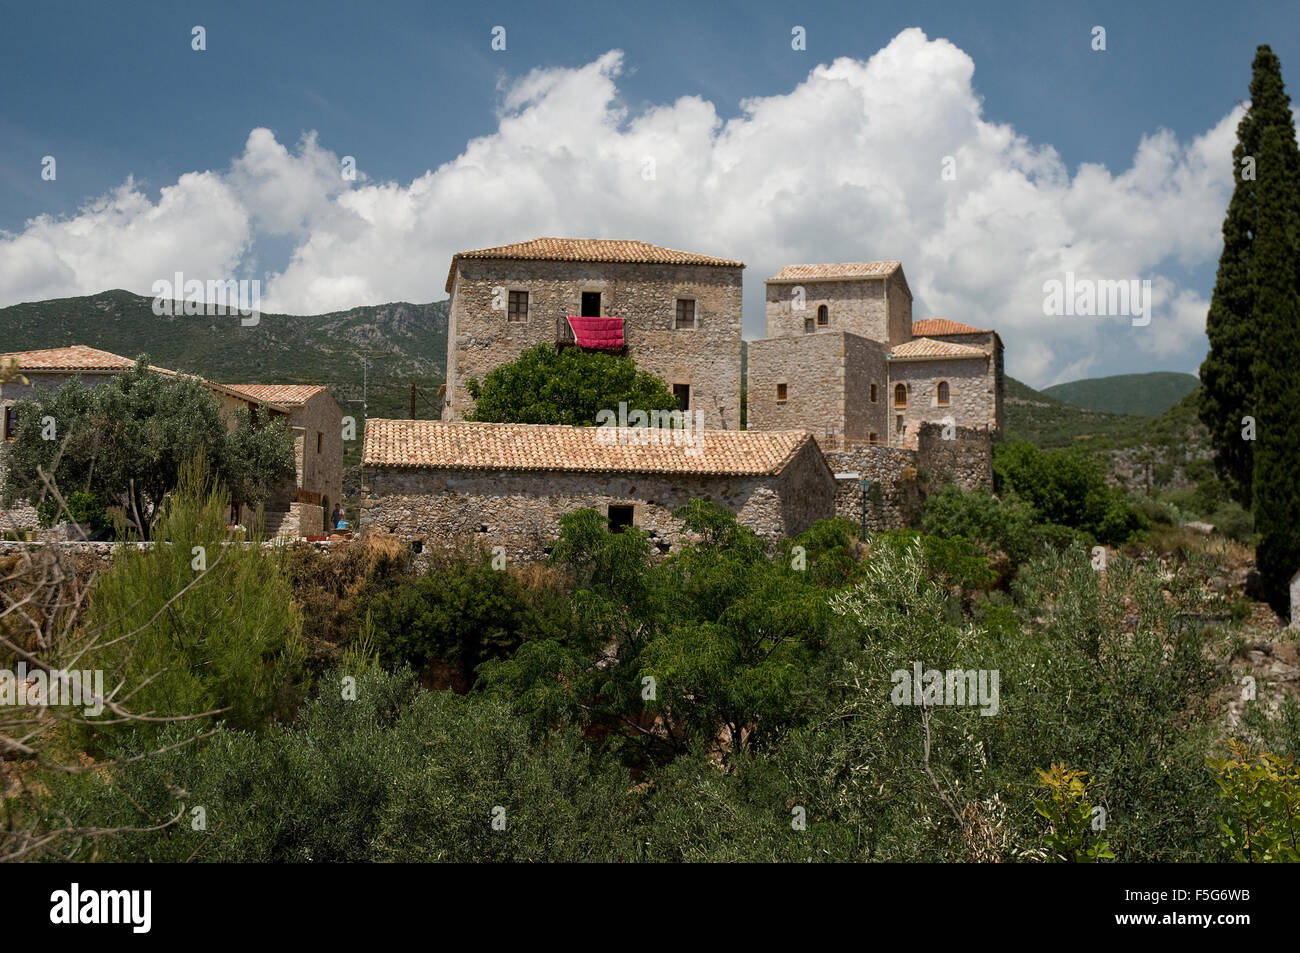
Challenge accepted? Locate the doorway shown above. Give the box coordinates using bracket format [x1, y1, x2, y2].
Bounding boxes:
[581, 292, 601, 317]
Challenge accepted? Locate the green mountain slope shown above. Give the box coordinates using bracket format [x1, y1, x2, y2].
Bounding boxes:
[0, 289, 449, 423]
[1042, 371, 1200, 416]
[1003, 375, 1148, 449]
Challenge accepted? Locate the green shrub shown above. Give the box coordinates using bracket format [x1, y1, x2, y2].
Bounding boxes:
[1210, 501, 1255, 544]
[364, 548, 567, 682]
[78, 461, 305, 750]
[876, 529, 998, 591]
[993, 441, 1147, 544]
[35, 489, 109, 531]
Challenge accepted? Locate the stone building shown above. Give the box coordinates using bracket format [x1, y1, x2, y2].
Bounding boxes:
[0, 346, 341, 536]
[219, 384, 344, 526]
[361, 418, 833, 558]
[746, 264, 1003, 450]
[441, 237, 744, 430]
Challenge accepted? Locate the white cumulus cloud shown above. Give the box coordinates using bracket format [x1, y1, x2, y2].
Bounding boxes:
[0, 28, 1245, 387]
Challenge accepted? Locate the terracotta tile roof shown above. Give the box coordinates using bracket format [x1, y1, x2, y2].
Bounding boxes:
[911, 319, 988, 336]
[767, 261, 901, 282]
[889, 338, 987, 361]
[0, 345, 138, 371]
[222, 383, 327, 406]
[446, 238, 743, 291]
[363, 419, 814, 476]
[1, 345, 299, 411]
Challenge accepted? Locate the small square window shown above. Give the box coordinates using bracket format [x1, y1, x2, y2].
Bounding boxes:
[608, 504, 634, 533]
[869, 432, 878, 444]
[675, 299, 696, 329]
[776, 383, 787, 402]
[507, 290, 528, 322]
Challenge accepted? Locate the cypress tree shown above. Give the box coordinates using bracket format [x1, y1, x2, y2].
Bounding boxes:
[1251, 114, 1300, 617]
[1199, 46, 1300, 617]
[1198, 65, 1259, 507]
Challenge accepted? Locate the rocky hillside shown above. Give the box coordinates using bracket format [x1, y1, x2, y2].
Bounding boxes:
[0, 289, 450, 425]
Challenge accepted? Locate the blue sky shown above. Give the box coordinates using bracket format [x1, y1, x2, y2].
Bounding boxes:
[2, 0, 1298, 386]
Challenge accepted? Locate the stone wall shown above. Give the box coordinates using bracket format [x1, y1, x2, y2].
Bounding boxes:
[763, 277, 890, 340]
[919, 330, 1003, 437]
[843, 333, 889, 442]
[888, 356, 992, 449]
[916, 422, 994, 493]
[292, 392, 344, 514]
[273, 502, 323, 538]
[444, 258, 743, 431]
[820, 443, 922, 531]
[817, 423, 992, 531]
[761, 271, 912, 346]
[362, 450, 833, 561]
[747, 332, 847, 439]
[886, 269, 914, 347]
[748, 332, 890, 443]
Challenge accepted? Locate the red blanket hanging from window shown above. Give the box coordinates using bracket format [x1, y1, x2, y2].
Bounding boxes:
[566, 316, 624, 349]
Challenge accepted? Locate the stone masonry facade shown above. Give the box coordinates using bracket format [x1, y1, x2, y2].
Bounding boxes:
[363, 467, 829, 561]
[443, 240, 743, 431]
[360, 419, 834, 561]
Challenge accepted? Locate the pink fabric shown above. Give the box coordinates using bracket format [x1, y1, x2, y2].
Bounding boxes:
[567, 316, 624, 348]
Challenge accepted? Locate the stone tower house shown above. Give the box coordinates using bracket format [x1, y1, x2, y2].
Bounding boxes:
[442, 238, 744, 430]
[746, 262, 1003, 449]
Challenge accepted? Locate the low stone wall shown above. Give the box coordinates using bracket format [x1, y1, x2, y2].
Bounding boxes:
[820, 444, 921, 531]
[818, 424, 993, 531]
[278, 502, 323, 538]
[0, 537, 340, 573]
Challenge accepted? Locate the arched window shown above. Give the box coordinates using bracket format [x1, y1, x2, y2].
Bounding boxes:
[937, 381, 950, 406]
[816, 305, 829, 326]
[894, 383, 907, 408]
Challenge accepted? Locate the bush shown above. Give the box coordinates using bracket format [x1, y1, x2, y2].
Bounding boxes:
[35, 489, 108, 532]
[994, 441, 1147, 544]
[920, 486, 1087, 564]
[78, 461, 305, 750]
[466, 343, 679, 426]
[875, 529, 998, 592]
[363, 548, 568, 684]
[1210, 501, 1255, 544]
[44, 668, 642, 862]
